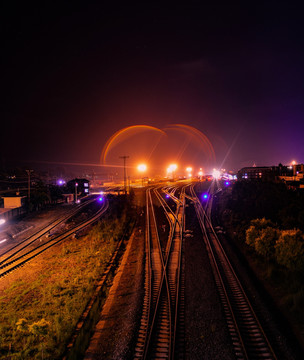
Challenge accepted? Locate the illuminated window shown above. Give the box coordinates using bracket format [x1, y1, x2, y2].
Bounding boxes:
[84, 183, 89, 187]
[84, 189, 89, 193]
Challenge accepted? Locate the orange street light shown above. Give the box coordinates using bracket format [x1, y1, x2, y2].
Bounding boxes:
[137, 164, 147, 172]
[167, 164, 178, 180]
[137, 163, 147, 186]
[167, 164, 177, 173]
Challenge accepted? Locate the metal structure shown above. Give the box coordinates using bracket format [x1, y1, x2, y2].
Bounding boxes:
[119, 155, 129, 194]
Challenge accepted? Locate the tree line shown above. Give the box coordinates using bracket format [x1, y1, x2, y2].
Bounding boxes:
[217, 180, 304, 273]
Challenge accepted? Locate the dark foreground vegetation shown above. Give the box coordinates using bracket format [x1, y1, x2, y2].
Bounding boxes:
[0, 195, 135, 360]
[215, 180, 304, 346]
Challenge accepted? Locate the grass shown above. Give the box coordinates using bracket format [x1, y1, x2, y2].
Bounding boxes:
[0, 212, 130, 359]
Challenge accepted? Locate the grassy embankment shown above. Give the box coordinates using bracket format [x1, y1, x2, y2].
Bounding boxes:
[0, 195, 134, 359]
[215, 181, 304, 346]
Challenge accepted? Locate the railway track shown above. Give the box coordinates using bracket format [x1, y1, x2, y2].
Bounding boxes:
[0, 198, 108, 278]
[134, 186, 186, 359]
[189, 184, 277, 360]
[0, 197, 95, 265]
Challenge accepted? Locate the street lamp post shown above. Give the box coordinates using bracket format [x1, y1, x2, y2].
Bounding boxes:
[119, 155, 129, 194]
[75, 182, 78, 203]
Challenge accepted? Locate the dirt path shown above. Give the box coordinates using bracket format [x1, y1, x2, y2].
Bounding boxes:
[84, 221, 144, 359]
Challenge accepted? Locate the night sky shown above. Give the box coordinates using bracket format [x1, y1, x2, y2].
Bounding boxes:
[2, 2, 304, 174]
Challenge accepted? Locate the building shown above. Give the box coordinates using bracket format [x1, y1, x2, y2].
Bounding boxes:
[237, 166, 276, 181]
[0, 196, 27, 221]
[237, 163, 304, 189]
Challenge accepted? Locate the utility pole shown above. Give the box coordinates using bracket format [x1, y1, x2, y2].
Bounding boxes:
[119, 156, 129, 194]
[26, 169, 33, 210]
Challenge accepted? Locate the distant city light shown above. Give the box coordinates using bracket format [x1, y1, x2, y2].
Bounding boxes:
[225, 181, 230, 186]
[166, 194, 170, 198]
[198, 171, 203, 176]
[203, 193, 208, 200]
[137, 163, 147, 172]
[167, 164, 178, 173]
[57, 179, 65, 185]
[212, 169, 221, 180]
[98, 197, 103, 202]
[291, 160, 297, 165]
[186, 167, 192, 173]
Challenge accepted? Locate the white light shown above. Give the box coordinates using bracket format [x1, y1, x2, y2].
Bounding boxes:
[0, 238, 7, 244]
[198, 171, 203, 176]
[0, 219, 6, 226]
[137, 164, 147, 172]
[212, 169, 221, 180]
[167, 164, 177, 173]
[186, 167, 192, 173]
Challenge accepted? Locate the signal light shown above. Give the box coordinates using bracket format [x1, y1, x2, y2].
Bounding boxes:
[203, 193, 208, 200]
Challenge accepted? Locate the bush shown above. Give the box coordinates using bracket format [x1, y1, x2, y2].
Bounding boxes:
[255, 226, 278, 259]
[246, 218, 277, 259]
[275, 230, 304, 272]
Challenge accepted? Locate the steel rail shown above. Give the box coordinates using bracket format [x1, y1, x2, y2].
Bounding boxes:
[0, 200, 108, 278]
[143, 188, 172, 359]
[190, 184, 277, 360]
[135, 185, 185, 359]
[0, 197, 95, 263]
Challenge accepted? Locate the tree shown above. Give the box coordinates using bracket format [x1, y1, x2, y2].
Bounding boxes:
[254, 227, 278, 259]
[246, 218, 274, 247]
[275, 230, 304, 271]
[246, 225, 259, 247]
